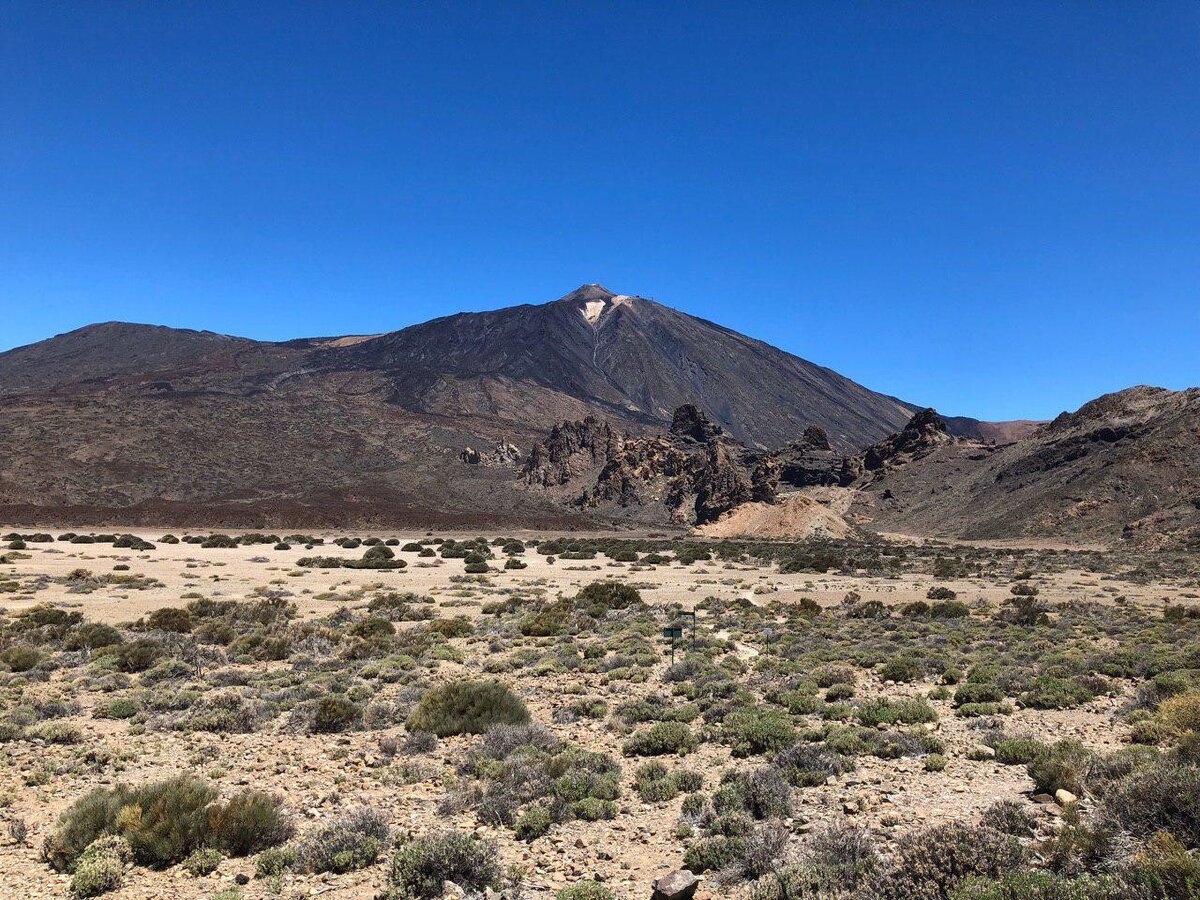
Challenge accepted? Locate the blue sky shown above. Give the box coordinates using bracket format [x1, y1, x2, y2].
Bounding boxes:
[2, 2, 1197, 421]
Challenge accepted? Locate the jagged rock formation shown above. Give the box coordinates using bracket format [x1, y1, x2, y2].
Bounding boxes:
[861, 408, 955, 472]
[522, 405, 775, 525]
[770, 425, 861, 488]
[525, 389, 1200, 547]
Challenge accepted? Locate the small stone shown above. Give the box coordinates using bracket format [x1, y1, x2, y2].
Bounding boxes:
[1055, 789, 1077, 806]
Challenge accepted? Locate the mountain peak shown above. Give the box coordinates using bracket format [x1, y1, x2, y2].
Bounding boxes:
[556, 283, 617, 304]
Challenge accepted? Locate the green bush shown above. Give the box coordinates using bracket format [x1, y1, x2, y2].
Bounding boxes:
[69, 836, 131, 898]
[856, 697, 938, 727]
[683, 835, 743, 873]
[1, 645, 40, 672]
[514, 806, 552, 841]
[45, 776, 287, 871]
[1027, 740, 1093, 796]
[872, 823, 1025, 899]
[311, 694, 362, 733]
[182, 847, 223, 876]
[406, 679, 530, 737]
[950, 872, 1125, 899]
[622, 721, 698, 757]
[722, 706, 796, 756]
[1101, 761, 1200, 847]
[206, 791, 292, 856]
[1020, 677, 1095, 710]
[386, 831, 500, 899]
[556, 882, 614, 900]
[575, 581, 643, 616]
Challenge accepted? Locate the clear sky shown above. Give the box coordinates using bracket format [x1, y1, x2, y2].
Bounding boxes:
[2, 3, 1197, 421]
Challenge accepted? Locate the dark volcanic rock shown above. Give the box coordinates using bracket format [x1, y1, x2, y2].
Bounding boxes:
[522, 416, 617, 488]
[862, 408, 954, 471]
[670, 404, 724, 443]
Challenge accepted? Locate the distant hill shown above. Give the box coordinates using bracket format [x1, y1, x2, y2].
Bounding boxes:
[850, 386, 1200, 547]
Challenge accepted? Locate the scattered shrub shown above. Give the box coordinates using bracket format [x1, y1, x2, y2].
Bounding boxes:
[406, 679, 530, 737]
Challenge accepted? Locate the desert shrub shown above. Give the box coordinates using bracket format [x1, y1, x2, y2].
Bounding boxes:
[774, 744, 852, 787]
[723, 706, 796, 756]
[990, 736, 1045, 765]
[736, 767, 793, 819]
[622, 721, 697, 757]
[927, 586, 958, 601]
[1124, 831, 1200, 898]
[954, 682, 1005, 706]
[556, 883, 613, 900]
[574, 580, 643, 616]
[385, 831, 500, 899]
[114, 640, 162, 673]
[950, 872, 1125, 899]
[980, 801, 1036, 838]
[46, 775, 215, 869]
[847, 600, 889, 619]
[930, 600, 970, 618]
[871, 823, 1025, 899]
[1100, 760, 1200, 846]
[1027, 740, 1093, 795]
[206, 792, 292, 856]
[1, 645, 41, 672]
[856, 697, 937, 727]
[514, 806, 552, 841]
[45, 776, 285, 872]
[147, 607, 192, 633]
[924, 753, 948, 772]
[66, 623, 123, 651]
[95, 697, 141, 720]
[1155, 691, 1200, 736]
[1002, 596, 1049, 627]
[403, 730, 439, 754]
[69, 835, 132, 898]
[254, 845, 297, 878]
[880, 656, 925, 683]
[815, 665, 857, 688]
[182, 847, 223, 876]
[406, 679, 530, 737]
[1021, 676, 1095, 710]
[294, 807, 389, 874]
[310, 694, 362, 733]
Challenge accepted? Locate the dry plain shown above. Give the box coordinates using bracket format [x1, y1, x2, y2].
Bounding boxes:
[0, 529, 1197, 900]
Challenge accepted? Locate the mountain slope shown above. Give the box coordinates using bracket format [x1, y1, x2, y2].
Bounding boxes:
[850, 387, 1200, 546]
[0, 284, 940, 526]
[312, 284, 918, 450]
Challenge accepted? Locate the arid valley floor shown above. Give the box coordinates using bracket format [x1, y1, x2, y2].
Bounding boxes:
[1, 530, 1198, 899]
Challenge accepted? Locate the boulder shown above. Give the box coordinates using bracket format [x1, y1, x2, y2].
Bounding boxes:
[652, 869, 701, 900]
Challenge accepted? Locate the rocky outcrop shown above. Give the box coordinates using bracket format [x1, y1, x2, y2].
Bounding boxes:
[861, 408, 954, 471]
[522, 416, 617, 487]
[670, 404, 724, 443]
[522, 405, 781, 526]
[770, 425, 861, 488]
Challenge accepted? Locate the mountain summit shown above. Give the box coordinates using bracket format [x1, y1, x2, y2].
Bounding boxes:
[310, 284, 918, 450]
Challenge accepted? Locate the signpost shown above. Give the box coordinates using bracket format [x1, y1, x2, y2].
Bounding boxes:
[662, 625, 684, 665]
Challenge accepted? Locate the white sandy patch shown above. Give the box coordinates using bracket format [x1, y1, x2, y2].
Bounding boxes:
[581, 299, 606, 324]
